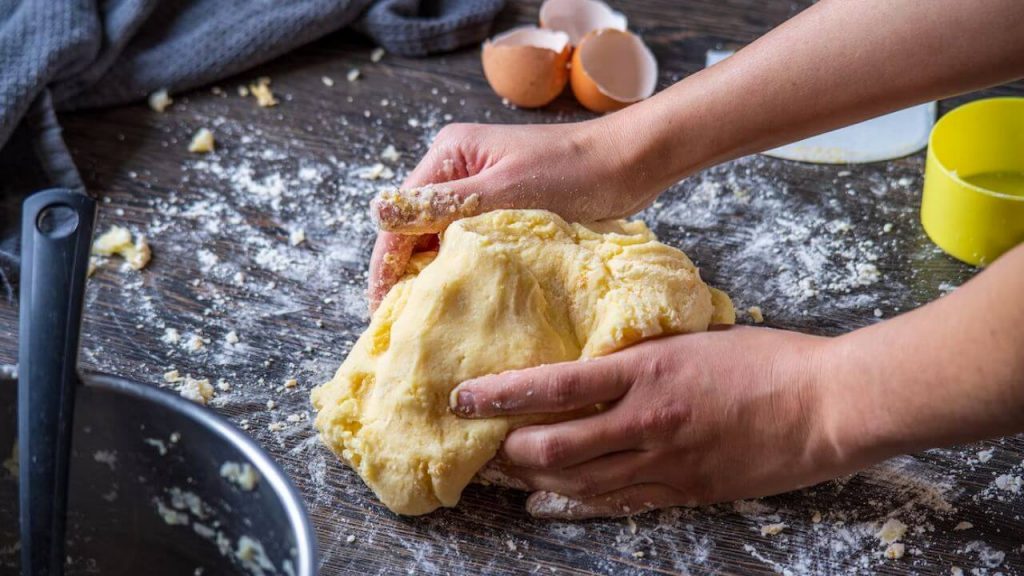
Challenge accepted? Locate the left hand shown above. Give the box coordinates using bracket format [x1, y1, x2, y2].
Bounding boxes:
[451, 326, 857, 519]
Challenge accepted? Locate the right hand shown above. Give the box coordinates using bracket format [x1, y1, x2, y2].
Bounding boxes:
[367, 119, 661, 311]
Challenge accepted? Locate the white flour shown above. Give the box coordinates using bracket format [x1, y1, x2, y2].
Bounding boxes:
[70, 87, 1019, 575]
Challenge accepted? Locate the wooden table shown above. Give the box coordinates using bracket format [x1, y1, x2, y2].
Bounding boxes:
[2, 0, 1022, 574]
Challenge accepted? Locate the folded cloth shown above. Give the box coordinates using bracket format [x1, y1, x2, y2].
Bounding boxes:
[0, 0, 505, 298]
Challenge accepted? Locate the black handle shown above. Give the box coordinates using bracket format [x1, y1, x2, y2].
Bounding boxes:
[19, 189, 96, 576]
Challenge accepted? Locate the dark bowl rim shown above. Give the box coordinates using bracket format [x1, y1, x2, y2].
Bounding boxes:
[2, 370, 319, 576]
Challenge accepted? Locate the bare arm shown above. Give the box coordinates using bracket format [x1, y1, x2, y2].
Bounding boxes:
[823, 243, 1024, 470]
[616, 0, 1024, 192]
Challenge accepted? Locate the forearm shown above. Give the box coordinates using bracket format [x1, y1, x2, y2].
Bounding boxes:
[600, 0, 1024, 193]
[821, 244, 1024, 467]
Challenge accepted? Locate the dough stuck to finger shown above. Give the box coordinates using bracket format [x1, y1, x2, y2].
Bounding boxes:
[311, 209, 732, 515]
[371, 185, 481, 234]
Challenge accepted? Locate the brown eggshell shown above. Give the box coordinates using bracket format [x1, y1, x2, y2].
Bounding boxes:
[570, 29, 657, 113]
[481, 27, 572, 108]
[539, 0, 627, 46]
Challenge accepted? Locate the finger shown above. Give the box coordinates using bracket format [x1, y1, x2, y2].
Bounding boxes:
[367, 232, 418, 313]
[501, 410, 641, 469]
[450, 357, 633, 418]
[371, 178, 493, 235]
[474, 460, 530, 491]
[502, 451, 652, 498]
[526, 484, 687, 520]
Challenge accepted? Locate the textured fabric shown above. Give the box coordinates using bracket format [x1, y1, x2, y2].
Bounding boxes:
[0, 0, 505, 296]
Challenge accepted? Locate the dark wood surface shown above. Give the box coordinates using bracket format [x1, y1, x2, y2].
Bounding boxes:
[2, 1, 1023, 574]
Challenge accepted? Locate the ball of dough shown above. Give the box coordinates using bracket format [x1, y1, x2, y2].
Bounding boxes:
[311, 209, 733, 515]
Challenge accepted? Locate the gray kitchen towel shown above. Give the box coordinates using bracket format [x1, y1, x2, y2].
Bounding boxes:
[0, 0, 505, 297]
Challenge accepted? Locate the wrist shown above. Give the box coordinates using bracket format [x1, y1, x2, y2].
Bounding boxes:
[813, 334, 908, 475]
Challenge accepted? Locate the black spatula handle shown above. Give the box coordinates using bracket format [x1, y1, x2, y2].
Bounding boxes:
[19, 189, 96, 576]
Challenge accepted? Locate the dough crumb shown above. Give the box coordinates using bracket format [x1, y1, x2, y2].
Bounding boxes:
[143, 438, 167, 455]
[953, 521, 973, 531]
[321, 76, 334, 87]
[179, 377, 214, 405]
[288, 229, 306, 246]
[345, 534, 356, 543]
[92, 226, 151, 270]
[873, 308, 883, 318]
[747, 306, 764, 323]
[284, 378, 298, 389]
[248, 77, 278, 108]
[148, 89, 173, 112]
[163, 369, 183, 383]
[225, 331, 240, 345]
[626, 517, 637, 534]
[884, 542, 905, 559]
[977, 448, 995, 463]
[237, 85, 249, 97]
[220, 461, 260, 491]
[359, 163, 394, 181]
[882, 222, 894, 233]
[876, 518, 907, 544]
[268, 422, 286, 432]
[93, 450, 117, 469]
[347, 68, 361, 82]
[235, 536, 274, 573]
[370, 47, 385, 62]
[162, 328, 181, 344]
[760, 523, 787, 537]
[811, 510, 822, 523]
[266, 399, 277, 410]
[3, 441, 17, 478]
[380, 144, 401, 163]
[184, 333, 205, 352]
[188, 128, 215, 153]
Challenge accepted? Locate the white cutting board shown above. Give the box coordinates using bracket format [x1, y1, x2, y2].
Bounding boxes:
[705, 49, 935, 164]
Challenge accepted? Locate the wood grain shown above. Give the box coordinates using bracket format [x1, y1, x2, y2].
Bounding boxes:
[1, 0, 1022, 574]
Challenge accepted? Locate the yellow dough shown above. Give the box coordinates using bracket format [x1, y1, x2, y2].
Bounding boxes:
[311, 209, 733, 515]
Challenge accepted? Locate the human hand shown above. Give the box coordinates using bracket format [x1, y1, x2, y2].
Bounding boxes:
[367, 119, 660, 311]
[450, 326, 864, 519]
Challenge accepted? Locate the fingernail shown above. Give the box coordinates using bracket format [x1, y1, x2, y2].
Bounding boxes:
[450, 387, 475, 416]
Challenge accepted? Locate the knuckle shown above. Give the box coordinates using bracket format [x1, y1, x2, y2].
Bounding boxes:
[438, 122, 474, 142]
[549, 373, 582, 409]
[635, 406, 685, 443]
[533, 434, 568, 469]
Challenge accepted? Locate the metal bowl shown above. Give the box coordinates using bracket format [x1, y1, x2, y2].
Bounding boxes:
[0, 372, 316, 575]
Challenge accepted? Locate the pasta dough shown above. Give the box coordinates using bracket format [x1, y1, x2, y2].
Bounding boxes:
[311, 209, 733, 515]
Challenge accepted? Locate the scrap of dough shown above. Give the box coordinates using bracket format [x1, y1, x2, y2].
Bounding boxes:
[92, 226, 151, 270]
[311, 210, 734, 515]
[148, 89, 173, 112]
[179, 377, 214, 405]
[188, 128, 215, 153]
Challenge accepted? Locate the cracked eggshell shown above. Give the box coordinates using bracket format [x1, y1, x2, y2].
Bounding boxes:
[539, 0, 627, 46]
[481, 26, 572, 108]
[570, 29, 657, 113]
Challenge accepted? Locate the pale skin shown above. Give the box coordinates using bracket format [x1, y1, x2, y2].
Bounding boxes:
[368, 0, 1024, 518]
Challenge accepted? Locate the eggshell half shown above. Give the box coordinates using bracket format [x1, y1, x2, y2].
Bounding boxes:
[481, 26, 572, 108]
[539, 0, 627, 46]
[570, 29, 657, 113]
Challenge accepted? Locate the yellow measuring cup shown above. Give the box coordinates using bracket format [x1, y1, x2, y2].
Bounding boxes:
[921, 97, 1024, 266]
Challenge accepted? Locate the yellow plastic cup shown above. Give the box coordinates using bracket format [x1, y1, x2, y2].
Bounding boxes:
[921, 97, 1024, 266]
